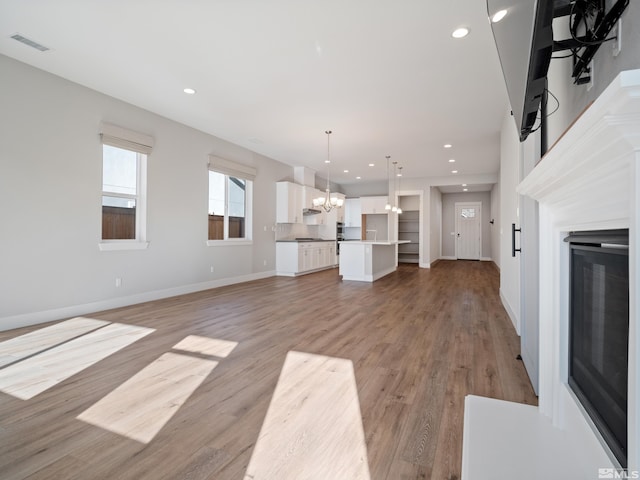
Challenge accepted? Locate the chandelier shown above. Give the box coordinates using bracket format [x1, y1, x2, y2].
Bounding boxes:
[313, 130, 344, 212]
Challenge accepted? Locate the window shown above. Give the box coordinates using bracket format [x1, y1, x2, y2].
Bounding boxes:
[102, 145, 144, 240]
[461, 208, 476, 218]
[99, 123, 153, 250]
[207, 155, 255, 244]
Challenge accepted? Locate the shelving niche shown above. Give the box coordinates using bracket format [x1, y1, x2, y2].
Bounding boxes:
[398, 210, 419, 263]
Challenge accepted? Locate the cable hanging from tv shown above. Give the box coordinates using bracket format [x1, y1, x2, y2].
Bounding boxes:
[552, 0, 629, 84]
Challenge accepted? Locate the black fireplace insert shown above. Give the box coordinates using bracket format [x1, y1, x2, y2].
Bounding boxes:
[566, 229, 629, 466]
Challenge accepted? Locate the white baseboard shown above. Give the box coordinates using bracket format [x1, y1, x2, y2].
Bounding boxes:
[440, 256, 457, 260]
[500, 288, 520, 335]
[419, 262, 431, 268]
[480, 257, 493, 262]
[0, 270, 276, 332]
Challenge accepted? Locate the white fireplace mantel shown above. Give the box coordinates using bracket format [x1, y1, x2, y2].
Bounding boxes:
[462, 70, 640, 480]
[517, 69, 640, 471]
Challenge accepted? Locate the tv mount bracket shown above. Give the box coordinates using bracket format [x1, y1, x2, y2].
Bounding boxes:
[551, 0, 629, 84]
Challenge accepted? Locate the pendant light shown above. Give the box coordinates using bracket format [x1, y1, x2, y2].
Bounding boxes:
[396, 166, 403, 214]
[391, 162, 398, 212]
[385, 156, 392, 211]
[312, 130, 343, 212]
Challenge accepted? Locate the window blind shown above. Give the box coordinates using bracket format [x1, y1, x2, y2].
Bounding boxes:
[100, 122, 154, 155]
[208, 155, 256, 181]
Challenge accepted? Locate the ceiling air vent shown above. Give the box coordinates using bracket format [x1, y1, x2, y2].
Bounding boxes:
[10, 34, 50, 52]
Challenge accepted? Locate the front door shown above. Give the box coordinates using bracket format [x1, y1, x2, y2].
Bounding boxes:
[455, 202, 481, 260]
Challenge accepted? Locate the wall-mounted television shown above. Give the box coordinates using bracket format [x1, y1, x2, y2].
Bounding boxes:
[487, 0, 629, 143]
[487, 0, 555, 142]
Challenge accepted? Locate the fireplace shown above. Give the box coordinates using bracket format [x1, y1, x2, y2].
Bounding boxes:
[567, 230, 629, 466]
[515, 69, 640, 473]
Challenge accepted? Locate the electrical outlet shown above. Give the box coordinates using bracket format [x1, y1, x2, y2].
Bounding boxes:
[115, 278, 122, 288]
[210, 266, 214, 273]
[263, 259, 267, 266]
[612, 18, 622, 57]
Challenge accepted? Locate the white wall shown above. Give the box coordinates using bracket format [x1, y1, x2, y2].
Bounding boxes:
[499, 109, 522, 333]
[491, 181, 501, 269]
[430, 187, 442, 265]
[0, 55, 292, 331]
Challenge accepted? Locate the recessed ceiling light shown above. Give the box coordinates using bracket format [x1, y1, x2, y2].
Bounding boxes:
[444, 144, 452, 149]
[462, 183, 467, 187]
[491, 9, 508, 23]
[463, 188, 468, 192]
[451, 170, 458, 174]
[452, 27, 470, 39]
[343, 169, 349, 173]
[325, 160, 330, 164]
[369, 163, 375, 167]
[183, 88, 196, 95]
[397, 173, 402, 177]
[448, 159, 456, 163]
[356, 176, 361, 180]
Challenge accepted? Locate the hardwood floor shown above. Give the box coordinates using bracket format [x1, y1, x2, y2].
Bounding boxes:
[0, 261, 537, 480]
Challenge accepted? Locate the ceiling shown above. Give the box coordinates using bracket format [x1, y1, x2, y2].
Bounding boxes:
[0, 0, 510, 187]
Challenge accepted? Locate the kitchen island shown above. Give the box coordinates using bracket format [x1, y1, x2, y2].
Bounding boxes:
[338, 240, 410, 282]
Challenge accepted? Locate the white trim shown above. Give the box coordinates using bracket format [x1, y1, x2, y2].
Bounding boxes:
[419, 262, 431, 269]
[99, 241, 150, 251]
[480, 257, 493, 262]
[0, 270, 276, 332]
[500, 288, 520, 334]
[439, 256, 457, 260]
[206, 240, 253, 247]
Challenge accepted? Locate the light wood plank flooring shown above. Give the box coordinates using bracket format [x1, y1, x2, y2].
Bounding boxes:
[0, 261, 537, 480]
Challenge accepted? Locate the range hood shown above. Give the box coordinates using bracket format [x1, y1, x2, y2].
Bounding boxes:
[302, 208, 321, 216]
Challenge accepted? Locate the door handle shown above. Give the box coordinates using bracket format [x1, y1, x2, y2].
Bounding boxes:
[512, 223, 521, 257]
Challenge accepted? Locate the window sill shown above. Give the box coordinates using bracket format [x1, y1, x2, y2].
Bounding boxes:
[99, 241, 150, 251]
[206, 240, 253, 247]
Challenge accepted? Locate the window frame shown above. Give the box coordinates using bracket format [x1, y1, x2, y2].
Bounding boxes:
[207, 162, 254, 247]
[98, 123, 153, 251]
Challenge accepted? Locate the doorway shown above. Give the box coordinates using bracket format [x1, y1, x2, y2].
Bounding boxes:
[455, 202, 481, 260]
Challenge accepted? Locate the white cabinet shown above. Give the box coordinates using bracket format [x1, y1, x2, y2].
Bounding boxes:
[276, 241, 337, 276]
[302, 186, 320, 210]
[344, 198, 362, 228]
[360, 196, 389, 214]
[276, 181, 303, 224]
[335, 193, 346, 223]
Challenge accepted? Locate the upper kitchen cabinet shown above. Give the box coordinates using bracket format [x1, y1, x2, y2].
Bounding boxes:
[360, 196, 389, 214]
[335, 193, 346, 223]
[344, 198, 362, 228]
[276, 181, 303, 223]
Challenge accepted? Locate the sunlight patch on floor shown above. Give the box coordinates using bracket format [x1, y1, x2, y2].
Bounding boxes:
[0, 321, 154, 400]
[0, 317, 109, 368]
[77, 351, 217, 443]
[172, 335, 238, 358]
[244, 351, 371, 480]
